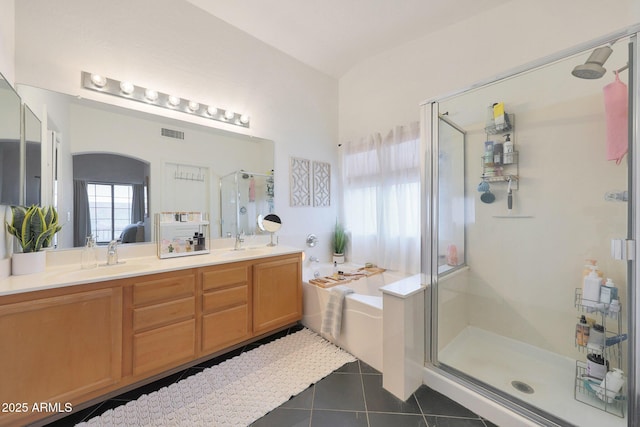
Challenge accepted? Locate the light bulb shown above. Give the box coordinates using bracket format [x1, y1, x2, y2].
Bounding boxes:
[206, 106, 218, 116]
[168, 95, 181, 107]
[120, 81, 135, 95]
[90, 74, 107, 88]
[144, 89, 158, 102]
[224, 110, 235, 120]
[240, 114, 250, 124]
[188, 101, 200, 112]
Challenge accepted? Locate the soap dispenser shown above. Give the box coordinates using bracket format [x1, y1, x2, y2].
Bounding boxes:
[81, 235, 98, 269]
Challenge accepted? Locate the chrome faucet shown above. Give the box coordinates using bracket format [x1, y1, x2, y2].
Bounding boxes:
[309, 256, 320, 263]
[234, 233, 245, 250]
[106, 240, 119, 265]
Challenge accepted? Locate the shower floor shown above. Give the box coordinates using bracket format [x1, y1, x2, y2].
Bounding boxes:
[438, 326, 626, 427]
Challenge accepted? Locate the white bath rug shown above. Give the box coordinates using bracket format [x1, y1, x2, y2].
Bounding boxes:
[78, 328, 355, 426]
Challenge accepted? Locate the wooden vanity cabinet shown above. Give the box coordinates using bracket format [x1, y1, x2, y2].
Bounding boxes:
[0, 285, 122, 427]
[253, 254, 302, 335]
[199, 262, 252, 354]
[125, 269, 197, 377]
[0, 251, 301, 427]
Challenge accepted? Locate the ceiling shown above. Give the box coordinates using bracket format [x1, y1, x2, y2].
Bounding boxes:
[185, 0, 512, 78]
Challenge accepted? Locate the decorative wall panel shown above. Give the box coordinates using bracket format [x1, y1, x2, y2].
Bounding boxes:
[313, 161, 330, 207]
[289, 157, 310, 207]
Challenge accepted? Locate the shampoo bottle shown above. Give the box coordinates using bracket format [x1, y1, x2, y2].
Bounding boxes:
[503, 134, 513, 164]
[582, 266, 603, 308]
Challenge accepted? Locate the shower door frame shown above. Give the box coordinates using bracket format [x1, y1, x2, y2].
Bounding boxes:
[421, 24, 640, 427]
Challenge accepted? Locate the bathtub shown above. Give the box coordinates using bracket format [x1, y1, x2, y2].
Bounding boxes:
[301, 262, 409, 372]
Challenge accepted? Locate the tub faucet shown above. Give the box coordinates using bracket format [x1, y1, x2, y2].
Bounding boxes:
[309, 256, 320, 263]
[106, 240, 119, 265]
[234, 233, 245, 250]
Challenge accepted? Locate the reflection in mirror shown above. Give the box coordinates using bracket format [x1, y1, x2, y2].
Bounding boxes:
[73, 153, 150, 246]
[438, 115, 466, 274]
[16, 85, 274, 249]
[220, 170, 274, 237]
[0, 73, 22, 205]
[258, 213, 282, 246]
[24, 105, 42, 206]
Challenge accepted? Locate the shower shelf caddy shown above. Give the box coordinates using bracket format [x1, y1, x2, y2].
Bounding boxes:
[481, 113, 519, 190]
[573, 288, 625, 418]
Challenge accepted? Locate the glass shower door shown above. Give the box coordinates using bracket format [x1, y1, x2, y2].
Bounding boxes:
[428, 34, 635, 427]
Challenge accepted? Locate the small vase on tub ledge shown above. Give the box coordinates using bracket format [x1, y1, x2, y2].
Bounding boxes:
[332, 220, 347, 264]
[6, 205, 62, 275]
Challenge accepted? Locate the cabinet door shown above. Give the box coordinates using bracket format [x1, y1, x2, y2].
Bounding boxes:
[0, 287, 122, 425]
[253, 255, 302, 335]
[200, 264, 251, 354]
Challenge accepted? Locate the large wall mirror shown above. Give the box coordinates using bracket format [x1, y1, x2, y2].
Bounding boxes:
[17, 85, 274, 249]
[0, 73, 22, 205]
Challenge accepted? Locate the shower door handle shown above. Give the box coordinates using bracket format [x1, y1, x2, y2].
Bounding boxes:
[611, 239, 635, 261]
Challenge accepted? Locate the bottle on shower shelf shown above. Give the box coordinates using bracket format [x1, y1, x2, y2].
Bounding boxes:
[503, 134, 513, 164]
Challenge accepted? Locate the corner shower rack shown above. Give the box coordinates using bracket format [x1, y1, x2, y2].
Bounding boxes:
[481, 113, 519, 190]
[573, 288, 625, 418]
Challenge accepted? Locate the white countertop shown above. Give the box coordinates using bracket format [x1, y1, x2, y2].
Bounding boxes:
[0, 245, 302, 297]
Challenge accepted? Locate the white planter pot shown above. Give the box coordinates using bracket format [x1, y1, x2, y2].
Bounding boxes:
[12, 251, 46, 276]
[333, 253, 345, 264]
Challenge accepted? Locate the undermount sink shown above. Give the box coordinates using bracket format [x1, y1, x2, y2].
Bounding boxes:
[52, 262, 150, 281]
[218, 247, 271, 258]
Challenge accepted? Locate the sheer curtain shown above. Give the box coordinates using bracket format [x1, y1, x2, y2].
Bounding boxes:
[341, 122, 421, 274]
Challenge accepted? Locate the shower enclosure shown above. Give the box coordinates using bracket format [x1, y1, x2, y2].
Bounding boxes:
[220, 170, 274, 237]
[422, 26, 639, 427]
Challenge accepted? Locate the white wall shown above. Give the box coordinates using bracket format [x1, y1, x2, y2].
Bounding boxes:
[0, 0, 15, 84]
[13, 0, 340, 260]
[339, 0, 640, 144]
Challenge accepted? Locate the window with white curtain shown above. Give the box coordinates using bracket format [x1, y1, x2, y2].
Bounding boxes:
[341, 122, 421, 274]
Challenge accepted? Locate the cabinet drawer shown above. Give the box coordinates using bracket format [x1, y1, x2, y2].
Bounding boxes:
[133, 274, 195, 306]
[133, 319, 196, 376]
[202, 266, 248, 291]
[201, 305, 250, 353]
[202, 286, 247, 313]
[133, 296, 194, 332]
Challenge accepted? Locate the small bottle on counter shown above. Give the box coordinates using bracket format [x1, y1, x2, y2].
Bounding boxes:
[81, 235, 98, 269]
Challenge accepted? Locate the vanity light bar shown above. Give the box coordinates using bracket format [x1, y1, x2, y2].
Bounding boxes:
[81, 71, 250, 128]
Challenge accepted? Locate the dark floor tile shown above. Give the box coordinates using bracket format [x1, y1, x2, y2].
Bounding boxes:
[335, 360, 361, 374]
[313, 372, 366, 411]
[252, 328, 291, 345]
[368, 412, 428, 427]
[311, 409, 368, 427]
[414, 385, 479, 418]
[363, 374, 421, 414]
[288, 323, 305, 334]
[177, 367, 204, 382]
[251, 407, 311, 427]
[44, 402, 103, 426]
[112, 370, 185, 401]
[424, 415, 487, 427]
[194, 346, 245, 368]
[83, 398, 129, 419]
[280, 384, 315, 409]
[359, 360, 380, 375]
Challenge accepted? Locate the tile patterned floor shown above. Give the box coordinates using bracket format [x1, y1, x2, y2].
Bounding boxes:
[46, 325, 497, 427]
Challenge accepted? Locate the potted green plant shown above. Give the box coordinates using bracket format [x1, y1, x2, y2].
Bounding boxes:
[332, 220, 347, 264]
[6, 205, 62, 275]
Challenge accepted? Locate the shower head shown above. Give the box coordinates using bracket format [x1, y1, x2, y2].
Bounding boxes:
[572, 46, 613, 79]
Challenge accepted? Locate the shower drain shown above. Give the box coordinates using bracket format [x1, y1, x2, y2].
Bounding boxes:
[511, 380, 535, 394]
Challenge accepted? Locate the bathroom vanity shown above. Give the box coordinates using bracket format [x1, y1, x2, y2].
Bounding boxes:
[0, 247, 302, 427]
